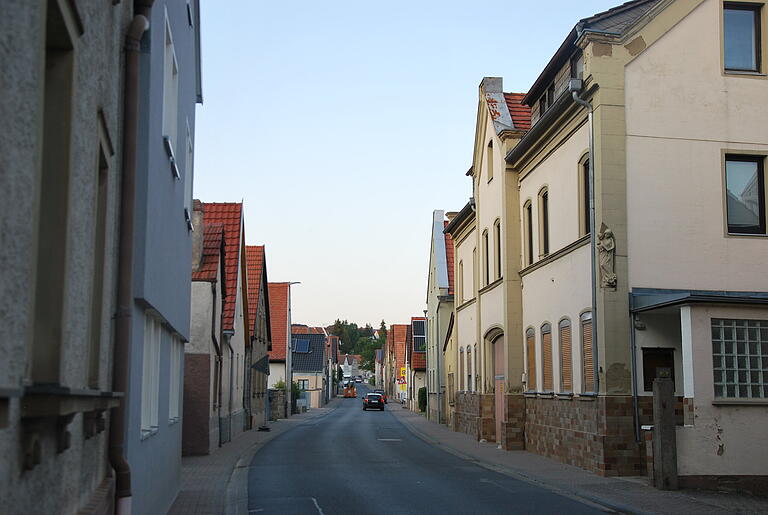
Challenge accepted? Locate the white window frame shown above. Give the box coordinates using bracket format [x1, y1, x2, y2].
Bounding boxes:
[169, 335, 183, 422]
[142, 315, 162, 437]
[163, 9, 180, 170]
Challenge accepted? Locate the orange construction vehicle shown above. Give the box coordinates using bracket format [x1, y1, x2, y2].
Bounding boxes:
[343, 383, 357, 398]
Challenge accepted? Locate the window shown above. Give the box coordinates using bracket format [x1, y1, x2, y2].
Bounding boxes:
[458, 260, 464, 302]
[142, 315, 162, 436]
[538, 189, 550, 256]
[31, 0, 75, 384]
[494, 220, 501, 280]
[184, 123, 194, 229]
[581, 312, 595, 393]
[524, 201, 534, 265]
[725, 155, 765, 234]
[538, 83, 556, 114]
[571, 52, 584, 80]
[163, 13, 179, 154]
[559, 319, 573, 392]
[412, 319, 426, 351]
[526, 328, 536, 391]
[89, 141, 110, 388]
[724, 3, 761, 72]
[459, 348, 465, 391]
[472, 247, 477, 294]
[541, 323, 553, 391]
[580, 157, 591, 236]
[642, 348, 675, 392]
[169, 335, 183, 421]
[467, 347, 473, 392]
[297, 379, 309, 390]
[487, 141, 494, 182]
[482, 230, 489, 286]
[712, 318, 768, 399]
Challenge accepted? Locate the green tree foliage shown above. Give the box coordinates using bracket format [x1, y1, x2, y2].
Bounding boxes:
[328, 319, 385, 372]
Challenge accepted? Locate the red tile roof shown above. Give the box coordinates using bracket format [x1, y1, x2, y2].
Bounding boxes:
[504, 92, 531, 131]
[192, 223, 225, 284]
[291, 325, 325, 335]
[245, 245, 265, 339]
[202, 203, 243, 331]
[412, 352, 426, 371]
[443, 221, 455, 296]
[391, 324, 409, 374]
[268, 282, 290, 361]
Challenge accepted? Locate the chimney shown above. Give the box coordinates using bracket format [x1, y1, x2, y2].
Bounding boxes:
[191, 200, 204, 271]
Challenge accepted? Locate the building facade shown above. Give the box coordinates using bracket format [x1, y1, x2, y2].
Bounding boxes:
[245, 245, 271, 430]
[0, 2, 132, 513]
[425, 210, 455, 423]
[268, 282, 293, 416]
[124, 2, 202, 512]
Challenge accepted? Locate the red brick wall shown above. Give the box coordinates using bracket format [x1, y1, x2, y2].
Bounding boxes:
[183, 353, 212, 455]
[524, 395, 645, 476]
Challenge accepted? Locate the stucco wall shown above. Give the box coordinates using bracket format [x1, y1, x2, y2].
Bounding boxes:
[634, 312, 683, 397]
[269, 362, 286, 387]
[521, 245, 592, 393]
[625, 0, 768, 292]
[676, 305, 768, 476]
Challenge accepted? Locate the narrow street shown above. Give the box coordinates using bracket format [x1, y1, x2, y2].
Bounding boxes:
[247, 386, 603, 515]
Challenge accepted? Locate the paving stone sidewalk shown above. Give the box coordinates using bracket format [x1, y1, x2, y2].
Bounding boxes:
[390, 406, 768, 515]
[168, 400, 339, 515]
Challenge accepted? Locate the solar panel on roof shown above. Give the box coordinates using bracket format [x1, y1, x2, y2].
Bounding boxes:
[294, 339, 310, 353]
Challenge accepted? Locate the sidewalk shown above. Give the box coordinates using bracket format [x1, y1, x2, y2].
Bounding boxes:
[168, 400, 339, 515]
[390, 406, 768, 514]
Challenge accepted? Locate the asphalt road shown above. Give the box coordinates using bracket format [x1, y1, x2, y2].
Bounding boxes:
[248, 385, 605, 515]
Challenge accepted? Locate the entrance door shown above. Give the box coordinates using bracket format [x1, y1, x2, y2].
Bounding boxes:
[494, 336, 505, 443]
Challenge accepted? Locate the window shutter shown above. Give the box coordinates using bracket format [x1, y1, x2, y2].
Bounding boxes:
[526, 331, 536, 391]
[542, 329, 553, 391]
[582, 319, 594, 392]
[560, 322, 572, 392]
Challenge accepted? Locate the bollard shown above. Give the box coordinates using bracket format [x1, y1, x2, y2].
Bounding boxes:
[652, 373, 678, 490]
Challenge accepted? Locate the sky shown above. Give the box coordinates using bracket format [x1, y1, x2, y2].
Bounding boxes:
[194, 0, 621, 328]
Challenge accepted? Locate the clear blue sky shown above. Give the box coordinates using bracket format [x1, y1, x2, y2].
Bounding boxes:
[194, 0, 620, 328]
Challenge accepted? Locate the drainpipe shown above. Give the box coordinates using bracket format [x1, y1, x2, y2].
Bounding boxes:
[630, 312, 640, 442]
[224, 331, 234, 441]
[570, 79, 600, 394]
[110, 12, 149, 515]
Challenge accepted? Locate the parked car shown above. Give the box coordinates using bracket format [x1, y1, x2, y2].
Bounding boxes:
[355, 376, 362, 383]
[362, 393, 384, 411]
[373, 389, 387, 403]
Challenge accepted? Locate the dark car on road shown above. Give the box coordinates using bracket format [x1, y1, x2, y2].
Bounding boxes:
[372, 389, 387, 403]
[362, 393, 385, 411]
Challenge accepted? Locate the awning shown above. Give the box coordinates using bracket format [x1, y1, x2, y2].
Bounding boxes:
[630, 288, 768, 313]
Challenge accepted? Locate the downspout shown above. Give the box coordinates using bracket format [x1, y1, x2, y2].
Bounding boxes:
[571, 81, 600, 395]
[630, 312, 640, 442]
[110, 12, 149, 515]
[211, 282, 223, 445]
[225, 331, 234, 441]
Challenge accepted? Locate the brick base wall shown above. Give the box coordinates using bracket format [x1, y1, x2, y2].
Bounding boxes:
[454, 392, 496, 442]
[500, 395, 526, 450]
[183, 353, 213, 455]
[524, 395, 645, 476]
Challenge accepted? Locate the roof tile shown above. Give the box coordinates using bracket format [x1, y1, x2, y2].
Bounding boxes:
[268, 283, 290, 361]
[202, 203, 243, 331]
[504, 92, 531, 131]
[245, 245, 266, 339]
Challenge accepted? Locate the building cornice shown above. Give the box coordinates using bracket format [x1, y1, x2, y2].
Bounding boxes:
[519, 235, 590, 277]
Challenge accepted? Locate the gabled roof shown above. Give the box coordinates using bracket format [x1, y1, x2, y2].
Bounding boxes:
[412, 352, 426, 371]
[291, 333, 326, 373]
[503, 93, 531, 132]
[291, 324, 325, 335]
[202, 202, 244, 331]
[268, 282, 290, 361]
[192, 222, 225, 284]
[245, 245, 267, 340]
[523, 0, 662, 105]
[391, 324, 409, 373]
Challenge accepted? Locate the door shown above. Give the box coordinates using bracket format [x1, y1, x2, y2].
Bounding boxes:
[494, 336, 505, 444]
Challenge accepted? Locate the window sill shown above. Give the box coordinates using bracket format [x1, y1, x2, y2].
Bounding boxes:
[712, 398, 768, 406]
[577, 393, 598, 401]
[140, 427, 159, 441]
[168, 417, 180, 426]
[724, 69, 766, 77]
[556, 392, 574, 400]
[726, 232, 768, 238]
[538, 392, 555, 399]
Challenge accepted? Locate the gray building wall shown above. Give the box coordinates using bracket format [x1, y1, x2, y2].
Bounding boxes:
[124, 1, 201, 514]
[0, 1, 132, 514]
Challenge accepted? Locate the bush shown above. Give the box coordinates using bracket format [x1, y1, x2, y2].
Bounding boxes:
[273, 380, 286, 390]
[418, 387, 427, 412]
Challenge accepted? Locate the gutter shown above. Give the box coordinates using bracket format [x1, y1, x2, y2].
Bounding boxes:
[110, 6, 152, 514]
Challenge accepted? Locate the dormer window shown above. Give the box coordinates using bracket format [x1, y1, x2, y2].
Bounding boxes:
[538, 83, 556, 114]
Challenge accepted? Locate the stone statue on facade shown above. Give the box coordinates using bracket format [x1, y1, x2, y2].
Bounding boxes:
[597, 222, 617, 289]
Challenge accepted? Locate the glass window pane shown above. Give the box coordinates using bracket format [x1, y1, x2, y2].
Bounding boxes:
[724, 7, 758, 71]
[726, 159, 764, 233]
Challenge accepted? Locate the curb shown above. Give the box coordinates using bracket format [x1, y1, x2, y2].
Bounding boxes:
[224, 400, 341, 515]
[390, 408, 649, 515]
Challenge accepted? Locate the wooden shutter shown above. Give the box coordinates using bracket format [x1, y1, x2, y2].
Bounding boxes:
[542, 327, 553, 391]
[526, 331, 536, 391]
[560, 322, 572, 392]
[582, 319, 594, 392]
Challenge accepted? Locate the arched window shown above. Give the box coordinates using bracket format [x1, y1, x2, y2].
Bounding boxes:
[526, 328, 536, 391]
[523, 200, 533, 266]
[538, 188, 550, 257]
[581, 312, 595, 393]
[541, 323, 553, 391]
[578, 154, 591, 236]
[559, 319, 572, 392]
[458, 260, 464, 302]
[466, 347, 473, 392]
[459, 348, 465, 391]
[482, 230, 489, 286]
[493, 219, 501, 280]
[487, 140, 494, 182]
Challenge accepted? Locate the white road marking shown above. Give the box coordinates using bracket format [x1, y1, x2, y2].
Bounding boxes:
[311, 497, 325, 515]
[377, 438, 402, 441]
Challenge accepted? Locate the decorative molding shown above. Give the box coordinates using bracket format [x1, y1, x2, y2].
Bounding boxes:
[519, 235, 590, 277]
